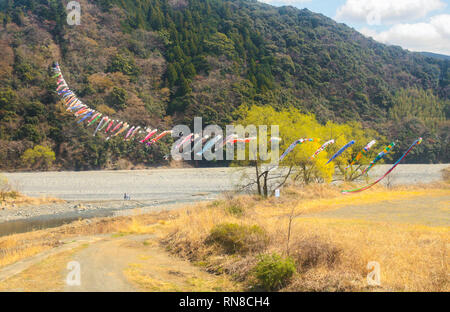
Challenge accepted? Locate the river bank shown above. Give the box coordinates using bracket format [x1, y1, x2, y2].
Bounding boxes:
[0, 164, 447, 235]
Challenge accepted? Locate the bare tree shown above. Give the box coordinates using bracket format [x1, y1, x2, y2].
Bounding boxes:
[238, 160, 294, 198]
[286, 205, 303, 257]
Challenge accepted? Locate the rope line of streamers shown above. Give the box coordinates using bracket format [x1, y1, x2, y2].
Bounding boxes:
[52, 63, 423, 195]
[52, 63, 254, 150]
[341, 138, 422, 194]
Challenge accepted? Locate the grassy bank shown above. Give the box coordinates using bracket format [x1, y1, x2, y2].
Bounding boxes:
[1, 182, 448, 292]
[0, 174, 62, 210]
[161, 183, 449, 292]
[0, 211, 173, 268]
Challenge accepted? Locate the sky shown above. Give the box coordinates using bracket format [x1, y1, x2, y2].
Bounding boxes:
[259, 0, 450, 55]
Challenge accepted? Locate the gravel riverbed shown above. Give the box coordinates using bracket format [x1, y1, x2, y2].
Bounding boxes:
[1, 164, 448, 224]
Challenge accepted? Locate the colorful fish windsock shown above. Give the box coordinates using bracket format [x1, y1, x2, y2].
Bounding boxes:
[279, 138, 317, 162]
[114, 123, 129, 137]
[87, 112, 101, 124]
[65, 97, 77, 106]
[192, 135, 210, 151]
[342, 138, 422, 194]
[75, 108, 91, 118]
[140, 129, 158, 143]
[56, 84, 67, 92]
[59, 90, 71, 97]
[220, 134, 238, 148]
[326, 140, 355, 164]
[64, 93, 75, 101]
[69, 103, 84, 112]
[93, 117, 108, 136]
[105, 120, 115, 133]
[62, 91, 73, 98]
[197, 135, 223, 156]
[345, 140, 376, 170]
[125, 126, 136, 140]
[87, 113, 102, 127]
[98, 117, 110, 132]
[77, 110, 94, 123]
[233, 137, 256, 144]
[129, 126, 141, 140]
[110, 121, 124, 134]
[148, 130, 172, 146]
[59, 89, 71, 95]
[69, 100, 83, 111]
[65, 97, 77, 105]
[175, 133, 194, 150]
[362, 142, 395, 174]
[74, 107, 88, 116]
[310, 139, 334, 160]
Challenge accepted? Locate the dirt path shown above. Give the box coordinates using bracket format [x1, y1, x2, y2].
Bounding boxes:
[64, 236, 146, 292]
[0, 235, 105, 284]
[65, 234, 237, 292]
[1, 233, 237, 292]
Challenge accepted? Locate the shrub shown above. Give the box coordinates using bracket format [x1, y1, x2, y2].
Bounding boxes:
[204, 32, 235, 57]
[225, 203, 244, 216]
[251, 253, 296, 291]
[224, 199, 245, 216]
[21, 145, 55, 169]
[291, 236, 342, 272]
[0, 88, 17, 111]
[16, 124, 42, 143]
[206, 223, 269, 254]
[107, 53, 140, 78]
[0, 174, 18, 201]
[108, 87, 128, 110]
[208, 200, 221, 208]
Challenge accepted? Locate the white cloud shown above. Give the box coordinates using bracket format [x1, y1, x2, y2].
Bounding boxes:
[336, 0, 446, 25]
[430, 14, 450, 36]
[360, 14, 450, 55]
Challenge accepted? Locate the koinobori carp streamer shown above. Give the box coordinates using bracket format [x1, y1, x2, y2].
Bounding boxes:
[345, 140, 376, 170]
[362, 142, 395, 174]
[197, 135, 223, 156]
[326, 140, 355, 164]
[310, 139, 334, 160]
[279, 138, 318, 162]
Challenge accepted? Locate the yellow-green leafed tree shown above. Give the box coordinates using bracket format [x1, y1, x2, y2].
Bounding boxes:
[21, 145, 56, 170]
[232, 105, 335, 196]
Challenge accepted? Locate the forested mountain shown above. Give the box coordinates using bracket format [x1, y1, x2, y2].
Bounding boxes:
[0, 0, 448, 170]
[420, 52, 450, 61]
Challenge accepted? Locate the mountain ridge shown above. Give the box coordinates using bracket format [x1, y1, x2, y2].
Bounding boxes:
[420, 52, 450, 61]
[0, 0, 448, 169]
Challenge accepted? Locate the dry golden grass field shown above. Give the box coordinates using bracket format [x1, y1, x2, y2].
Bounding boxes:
[0, 180, 448, 292]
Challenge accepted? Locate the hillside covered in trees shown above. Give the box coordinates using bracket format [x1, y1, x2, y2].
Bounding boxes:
[0, 0, 448, 170]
